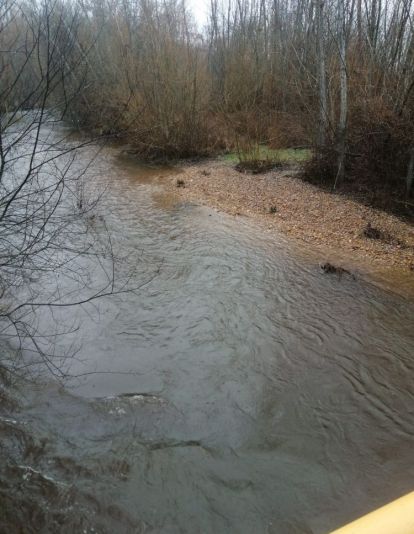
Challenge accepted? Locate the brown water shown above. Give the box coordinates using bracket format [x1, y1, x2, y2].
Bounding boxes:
[1, 126, 414, 533]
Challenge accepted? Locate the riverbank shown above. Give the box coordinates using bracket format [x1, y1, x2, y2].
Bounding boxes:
[164, 159, 414, 289]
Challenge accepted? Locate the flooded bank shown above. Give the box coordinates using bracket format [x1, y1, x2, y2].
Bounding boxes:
[1, 125, 414, 533]
[162, 160, 414, 290]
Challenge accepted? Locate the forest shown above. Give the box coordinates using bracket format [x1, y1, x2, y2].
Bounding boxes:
[2, 0, 414, 209]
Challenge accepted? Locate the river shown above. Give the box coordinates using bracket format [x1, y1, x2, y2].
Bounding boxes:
[1, 121, 414, 533]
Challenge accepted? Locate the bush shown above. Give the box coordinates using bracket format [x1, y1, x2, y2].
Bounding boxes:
[302, 95, 413, 209]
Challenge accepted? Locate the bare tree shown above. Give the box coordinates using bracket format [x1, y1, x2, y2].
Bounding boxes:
[334, 0, 348, 189]
[316, 0, 328, 147]
[0, 0, 138, 378]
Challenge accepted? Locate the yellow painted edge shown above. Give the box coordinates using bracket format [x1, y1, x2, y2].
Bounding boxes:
[330, 492, 414, 534]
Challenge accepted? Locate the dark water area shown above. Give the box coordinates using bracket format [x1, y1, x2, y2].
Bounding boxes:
[1, 124, 414, 533]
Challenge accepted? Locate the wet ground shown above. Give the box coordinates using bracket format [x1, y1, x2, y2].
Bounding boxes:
[1, 126, 414, 533]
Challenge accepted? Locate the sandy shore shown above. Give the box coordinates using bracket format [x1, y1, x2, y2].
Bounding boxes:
[163, 159, 414, 292]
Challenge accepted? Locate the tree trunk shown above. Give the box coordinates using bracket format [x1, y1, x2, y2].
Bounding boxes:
[406, 146, 414, 198]
[316, 0, 328, 148]
[334, 0, 347, 190]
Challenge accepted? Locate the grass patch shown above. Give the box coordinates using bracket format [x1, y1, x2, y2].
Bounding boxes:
[221, 146, 312, 166]
[235, 159, 276, 174]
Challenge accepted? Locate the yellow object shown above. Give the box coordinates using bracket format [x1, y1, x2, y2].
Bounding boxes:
[330, 492, 414, 534]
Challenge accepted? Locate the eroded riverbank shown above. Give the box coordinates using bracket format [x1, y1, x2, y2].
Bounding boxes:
[163, 159, 414, 295]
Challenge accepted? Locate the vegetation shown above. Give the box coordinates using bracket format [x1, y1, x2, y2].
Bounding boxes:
[72, 0, 414, 207]
[2, 0, 414, 205]
[222, 147, 311, 166]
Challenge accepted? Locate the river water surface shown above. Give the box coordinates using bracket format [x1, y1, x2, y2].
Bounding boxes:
[1, 124, 414, 533]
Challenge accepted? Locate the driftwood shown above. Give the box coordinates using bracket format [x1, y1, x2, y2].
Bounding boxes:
[320, 262, 355, 279]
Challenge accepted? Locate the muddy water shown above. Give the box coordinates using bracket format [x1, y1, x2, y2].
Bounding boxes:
[1, 129, 414, 533]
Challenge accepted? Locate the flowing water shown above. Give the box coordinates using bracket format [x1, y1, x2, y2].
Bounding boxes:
[1, 122, 414, 533]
